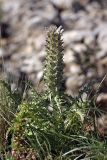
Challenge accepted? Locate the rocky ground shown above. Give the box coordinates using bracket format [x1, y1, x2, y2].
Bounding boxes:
[0, 0, 107, 99]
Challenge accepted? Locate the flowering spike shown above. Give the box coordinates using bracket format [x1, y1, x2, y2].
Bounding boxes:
[44, 26, 64, 95]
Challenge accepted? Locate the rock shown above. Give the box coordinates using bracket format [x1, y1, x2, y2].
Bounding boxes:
[95, 113, 107, 137]
[65, 75, 85, 95]
[61, 11, 79, 29]
[38, 50, 46, 62]
[0, 48, 4, 57]
[21, 56, 42, 73]
[36, 70, 43, 81]
[72, 0, 86, 13]
[85, 34, 95, 45]
[50, 0, 73, 10]
[63, 30, 93, 45]
[63, 49, 75, 63]
[89, 0, 107, 8]
[96, 50, 107, 60]
[2, 0, 20, 14]
[33, 34, 45, 51]
[69, 63, 81, 74]
[86, 68, 96, 78]
[96, 23, 107, 50]
[75, 14, 94, 30]
[99, 57, 107, 67]
[73, 44, 87, 53]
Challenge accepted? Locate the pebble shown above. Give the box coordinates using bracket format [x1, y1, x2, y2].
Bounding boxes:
[50, 0, 73, 10]
[69, 63, 81, 74]
[63, 49, 75, 63]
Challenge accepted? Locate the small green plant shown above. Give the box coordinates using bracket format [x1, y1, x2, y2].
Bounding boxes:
[1, 26, 107, 160]
[10, 26, 81, 159]
[0, 80, 22, 159]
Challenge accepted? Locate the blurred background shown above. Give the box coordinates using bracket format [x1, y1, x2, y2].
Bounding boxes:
[0, 0, 107, 100]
